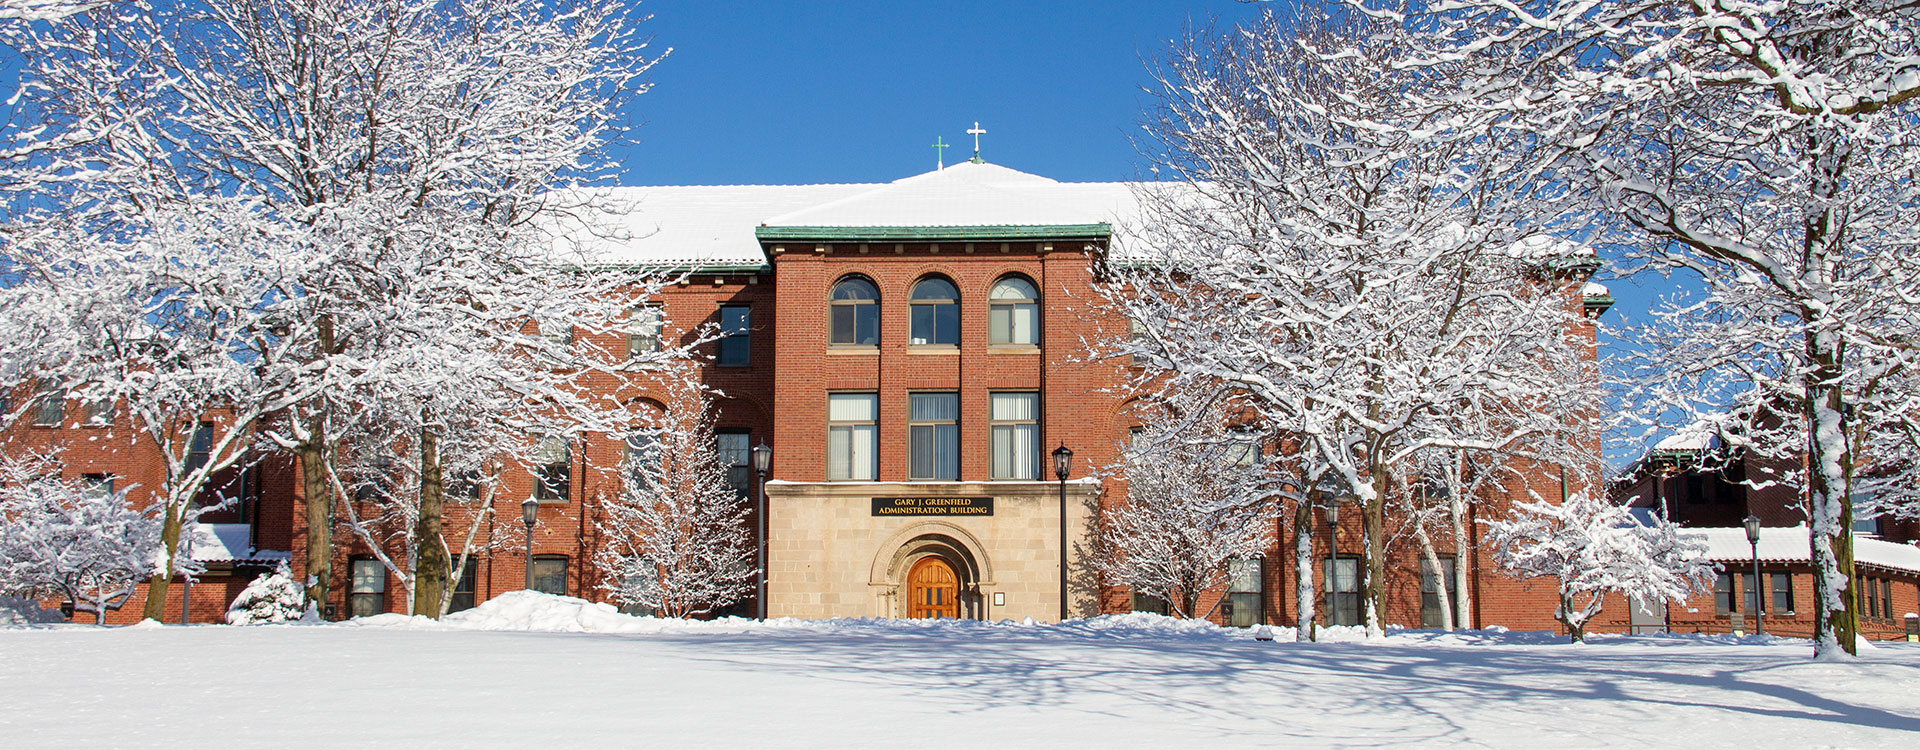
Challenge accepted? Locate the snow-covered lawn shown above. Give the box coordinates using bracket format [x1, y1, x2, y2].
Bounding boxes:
[3, 593, 1916, 749]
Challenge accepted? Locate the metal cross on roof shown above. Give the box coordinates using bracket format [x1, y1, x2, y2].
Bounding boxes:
[967, 122, 986, 162]
[932, 136, 950, 170]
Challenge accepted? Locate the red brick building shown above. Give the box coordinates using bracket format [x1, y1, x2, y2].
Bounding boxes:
[8, 160, 1641, 635]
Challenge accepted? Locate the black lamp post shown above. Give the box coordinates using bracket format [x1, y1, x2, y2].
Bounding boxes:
[1052, 443, 1073, 622]
[1326, 498, 1341, 629]
[1744, 514, 1763, 636]
[751, 441, 773, 619]
[521, 497, 539, 591]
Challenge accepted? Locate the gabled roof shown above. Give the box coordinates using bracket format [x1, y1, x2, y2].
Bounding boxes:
[544, 162, 1146, 270]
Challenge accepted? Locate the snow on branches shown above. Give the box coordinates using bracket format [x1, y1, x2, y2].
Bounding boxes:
[1485, 491, 1713, 643]
[0, 453, 162, 624]
[1094, 413, 1275, 620]
[596, 384, 755, 619]
[1110, 6, 1599, 635]
[226, 562, 309, 626]
[1384, 0, 1920, 657]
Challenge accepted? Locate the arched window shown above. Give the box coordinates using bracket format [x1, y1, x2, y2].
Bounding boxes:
[989, 276, 1039, 345]
[909, 276, 960, 346]
[829, 276, 880, 346]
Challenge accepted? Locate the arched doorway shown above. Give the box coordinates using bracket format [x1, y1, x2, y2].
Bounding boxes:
[905, 556, 960, 619]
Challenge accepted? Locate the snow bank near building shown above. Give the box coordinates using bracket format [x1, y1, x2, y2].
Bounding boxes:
[340, 590, 1589, 646]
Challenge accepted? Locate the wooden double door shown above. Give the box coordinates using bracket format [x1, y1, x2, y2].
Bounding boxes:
[905, 556, 960, 619]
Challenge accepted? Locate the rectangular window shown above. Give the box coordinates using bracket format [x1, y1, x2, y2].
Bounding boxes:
[183, 422, 214, 477]
[32, 384, 63, 426]
[446, 467, 483, 503]
[80, 473, 114, 499]
[1852, 509, 1880, 537]
[1714, 571, 1736, 613]
[1741, 572, 1761, 614]
[908, 392, 959, 480]
[533, 437, 570, 503]
[447, 557, 478, 613]
[349, 557, 386, 618]
[827, 393, 877, 481]
[624, 430, 660, 493]
[83, 397, 113, 426]
[617, 555, 658, 616]
[1420, 556, 1458, 629]
[628, 305, 664, 358]
[1131, 592, 1170, 616]
[1128, 318, 1148, 365]
[1323, 557, 1360, 627]
[1226, 557, 1262, 628]
[531, 555, 568, 596]
[990, 392, 1039, 480]
[1770, 572, 1793, 614]
[718, 305, 751, 367]
[717, 430, 751, 498]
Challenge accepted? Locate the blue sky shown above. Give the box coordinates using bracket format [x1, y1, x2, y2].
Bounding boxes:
[617, 0, 1673, 466]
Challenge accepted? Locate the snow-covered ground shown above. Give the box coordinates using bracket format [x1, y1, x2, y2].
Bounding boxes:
[3, 592, 1917, 749]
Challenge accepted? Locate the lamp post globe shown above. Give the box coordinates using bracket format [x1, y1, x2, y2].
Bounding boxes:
[1052, 443, 1072, 622]
[521, 498, 539, 592]
[1743, 514, 1763, 635]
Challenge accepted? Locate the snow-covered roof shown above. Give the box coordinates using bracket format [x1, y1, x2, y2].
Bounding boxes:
[186, 523, 289, 564]
[761, 161, 1141, 230]
[545, 162, 1147, 269]
[1583, 281, 1610, 297]
[1653, 430, 1721, 452]
[1680, 526, 1920, 575]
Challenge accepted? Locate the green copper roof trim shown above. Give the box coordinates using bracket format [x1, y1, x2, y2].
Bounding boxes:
[754, 223, 1111, 242]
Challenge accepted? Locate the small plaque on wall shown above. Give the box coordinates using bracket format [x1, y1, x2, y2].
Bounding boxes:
[871, 497, 994, 516]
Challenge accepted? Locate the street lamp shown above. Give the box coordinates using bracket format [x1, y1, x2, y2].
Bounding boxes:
[1326, 497, 1341, 629]
[521, 497, 539, 592]
[751, 441, 772, 619]
[1744, 514, 1763, 636]
[1052, 443, 1073, 622]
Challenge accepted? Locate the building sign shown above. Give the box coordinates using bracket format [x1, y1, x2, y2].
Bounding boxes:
[871, 497, 994, 517]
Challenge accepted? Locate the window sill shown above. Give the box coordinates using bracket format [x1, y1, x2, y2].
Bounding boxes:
[988, 345, 1041, 353]
[827, 347, 879, 355]
[906, 346, 958, 355]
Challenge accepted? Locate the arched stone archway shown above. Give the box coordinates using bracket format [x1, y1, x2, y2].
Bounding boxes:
[870, 521, 994, 619]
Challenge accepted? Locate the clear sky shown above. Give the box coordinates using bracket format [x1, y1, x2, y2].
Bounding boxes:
[610, 0, 1267, 186]
[616, 0, 1674, 467]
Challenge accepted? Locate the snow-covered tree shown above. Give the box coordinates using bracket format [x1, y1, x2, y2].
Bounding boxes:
[1109, 6, 1599, 635]
[11, 0, 677, 614]
[1096, 415, 1276, 620]
[1485, 491, 1713, 642]
[1399, 0, 1920, 658]
[0, 453, 162, 624]
[597, 384, 754, 619]
[226, 561, 307, 625]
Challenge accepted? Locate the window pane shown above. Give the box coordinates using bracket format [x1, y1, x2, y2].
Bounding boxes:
[1228, 559, 1261, 593]
[532, 557, 567, 595]
[855, 306, 878, 345]
[934, 304, 958, 345]
[719, 306, 750, 366]
[992, 424, 1037, 479]
[910, 305, 936, 345]
[831, 277, 878, 301]
[351, 559, 386, 594]
[910, 393, 958, 421]
[1770, 573, 1792, 613]
[991, 278, 1037, 300]
[831, 306, 856, 344]
[1010, 303, 1036, 344]
[717, 431, 750, 497]
[911, 278, 957, 300]
[991, 393, 1037, 421]
[910, 425, 935, 479]
[829, 393, 877, 421]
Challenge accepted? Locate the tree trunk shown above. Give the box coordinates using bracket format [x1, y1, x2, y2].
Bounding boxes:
[299, 422, 333, 615]
[140, 499, 184, 621]
[1561, 590, 1585, 643]
[1362, 465, 1388, 637]
[1448, 458, 1473, 629]
[1806, 342, 1859, 657]
[1414, 525, 1452, 631]
[413, 429, 448, 618]
[1294, 498, 1317, 642]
